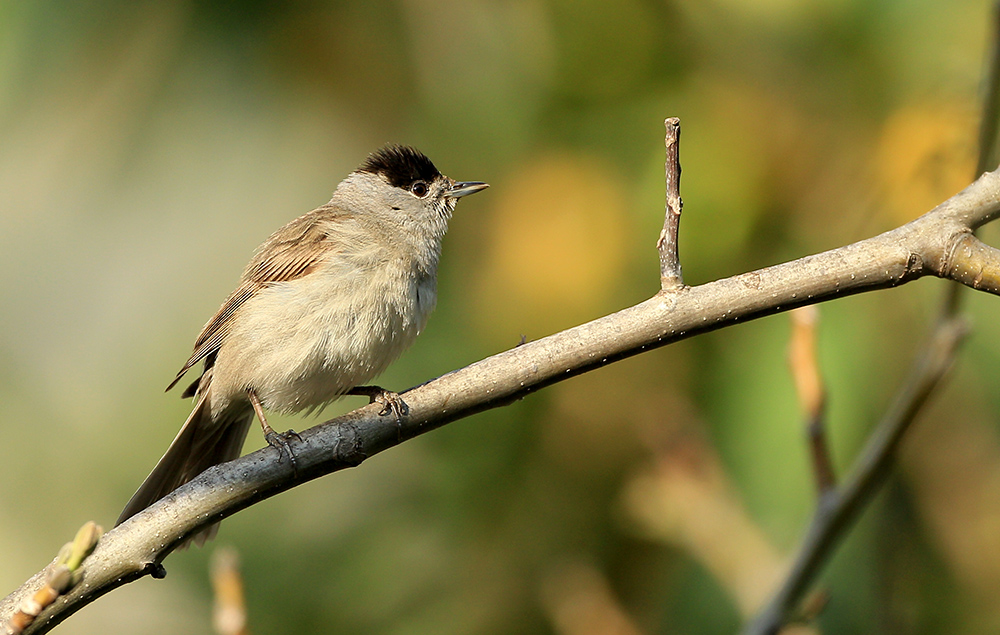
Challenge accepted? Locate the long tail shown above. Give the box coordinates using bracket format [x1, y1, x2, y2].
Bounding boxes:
[117, 389, 253, 544]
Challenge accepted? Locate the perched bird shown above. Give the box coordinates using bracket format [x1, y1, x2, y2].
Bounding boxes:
[117, 146, 487, 540]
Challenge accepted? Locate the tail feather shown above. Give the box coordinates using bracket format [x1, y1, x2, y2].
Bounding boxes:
[117, 390, 253, 545]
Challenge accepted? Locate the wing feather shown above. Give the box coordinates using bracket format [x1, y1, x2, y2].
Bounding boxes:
[166, 207, 339, 392]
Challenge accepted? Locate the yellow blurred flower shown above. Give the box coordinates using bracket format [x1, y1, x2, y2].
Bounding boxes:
[875, 102, 976, 223]
[474, 153, 630, 339]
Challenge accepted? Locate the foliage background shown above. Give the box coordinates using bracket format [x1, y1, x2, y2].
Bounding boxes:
[2, 1, 1000, 633]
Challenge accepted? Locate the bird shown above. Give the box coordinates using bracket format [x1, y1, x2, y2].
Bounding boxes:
[116, 145, 488, 542]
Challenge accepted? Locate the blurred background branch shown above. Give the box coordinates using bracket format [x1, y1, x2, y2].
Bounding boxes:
[210, 548, 247, 635]
[745, 317, 967, 635]
[788, 306, 836, 499]
[746, 7, 1000, 631]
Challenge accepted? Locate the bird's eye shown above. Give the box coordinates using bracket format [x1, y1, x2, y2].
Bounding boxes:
[410, 181, 429, 197]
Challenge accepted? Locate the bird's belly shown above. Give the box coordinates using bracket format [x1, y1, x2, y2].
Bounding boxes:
[211, 270, 432, 415]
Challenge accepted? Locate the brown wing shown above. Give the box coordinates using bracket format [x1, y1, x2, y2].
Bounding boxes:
[166, 207, 337, 392]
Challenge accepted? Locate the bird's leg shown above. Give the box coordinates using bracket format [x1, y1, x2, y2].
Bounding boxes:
[348, 385, 408, 420]
[248, 390, 301, 471]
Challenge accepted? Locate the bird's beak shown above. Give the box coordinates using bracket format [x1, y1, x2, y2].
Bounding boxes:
[445, 181, 489, 198]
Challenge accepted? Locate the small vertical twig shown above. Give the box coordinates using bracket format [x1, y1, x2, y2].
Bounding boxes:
[788, 307, 835, 498]
[658, 117, 684, 290]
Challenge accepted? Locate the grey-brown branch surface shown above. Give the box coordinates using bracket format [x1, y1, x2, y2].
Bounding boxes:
[5, 161, 1000, 634]
[658, 117, 684, 289]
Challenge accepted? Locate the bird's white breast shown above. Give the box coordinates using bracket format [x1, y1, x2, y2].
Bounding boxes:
[210, 252, 436, 415]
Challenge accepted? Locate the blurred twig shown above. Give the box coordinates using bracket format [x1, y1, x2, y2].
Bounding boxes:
[622, 434, 789, 620]
[788, 306, 835, 498]
[977, 2, 1000, 177]
[211, 548, 248, 635]
[744, 319, 966, 635]
[6, 127, 1000, 632]
[743, 7, 1000, 633]
[540, 560, 645, 635]
[945, 0, 1000, 317]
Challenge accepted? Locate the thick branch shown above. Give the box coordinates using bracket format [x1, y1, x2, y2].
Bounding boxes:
[5, 167, 1000, 634]
[944, 232, 1000, 292]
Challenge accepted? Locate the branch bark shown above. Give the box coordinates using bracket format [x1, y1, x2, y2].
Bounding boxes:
[5, 157, 1000, 635]
[658, 117, 684, 289]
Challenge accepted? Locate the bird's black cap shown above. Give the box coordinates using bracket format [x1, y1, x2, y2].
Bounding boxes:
[359, 145, 442, 189]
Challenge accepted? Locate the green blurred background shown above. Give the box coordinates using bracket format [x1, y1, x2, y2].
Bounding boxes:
[3, 0, 1000, 633]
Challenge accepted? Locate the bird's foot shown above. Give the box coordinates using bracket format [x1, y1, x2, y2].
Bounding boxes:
[264, 428, 302, 472]
[348, 385, 408, 420]
[248, 389, 301, 474]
